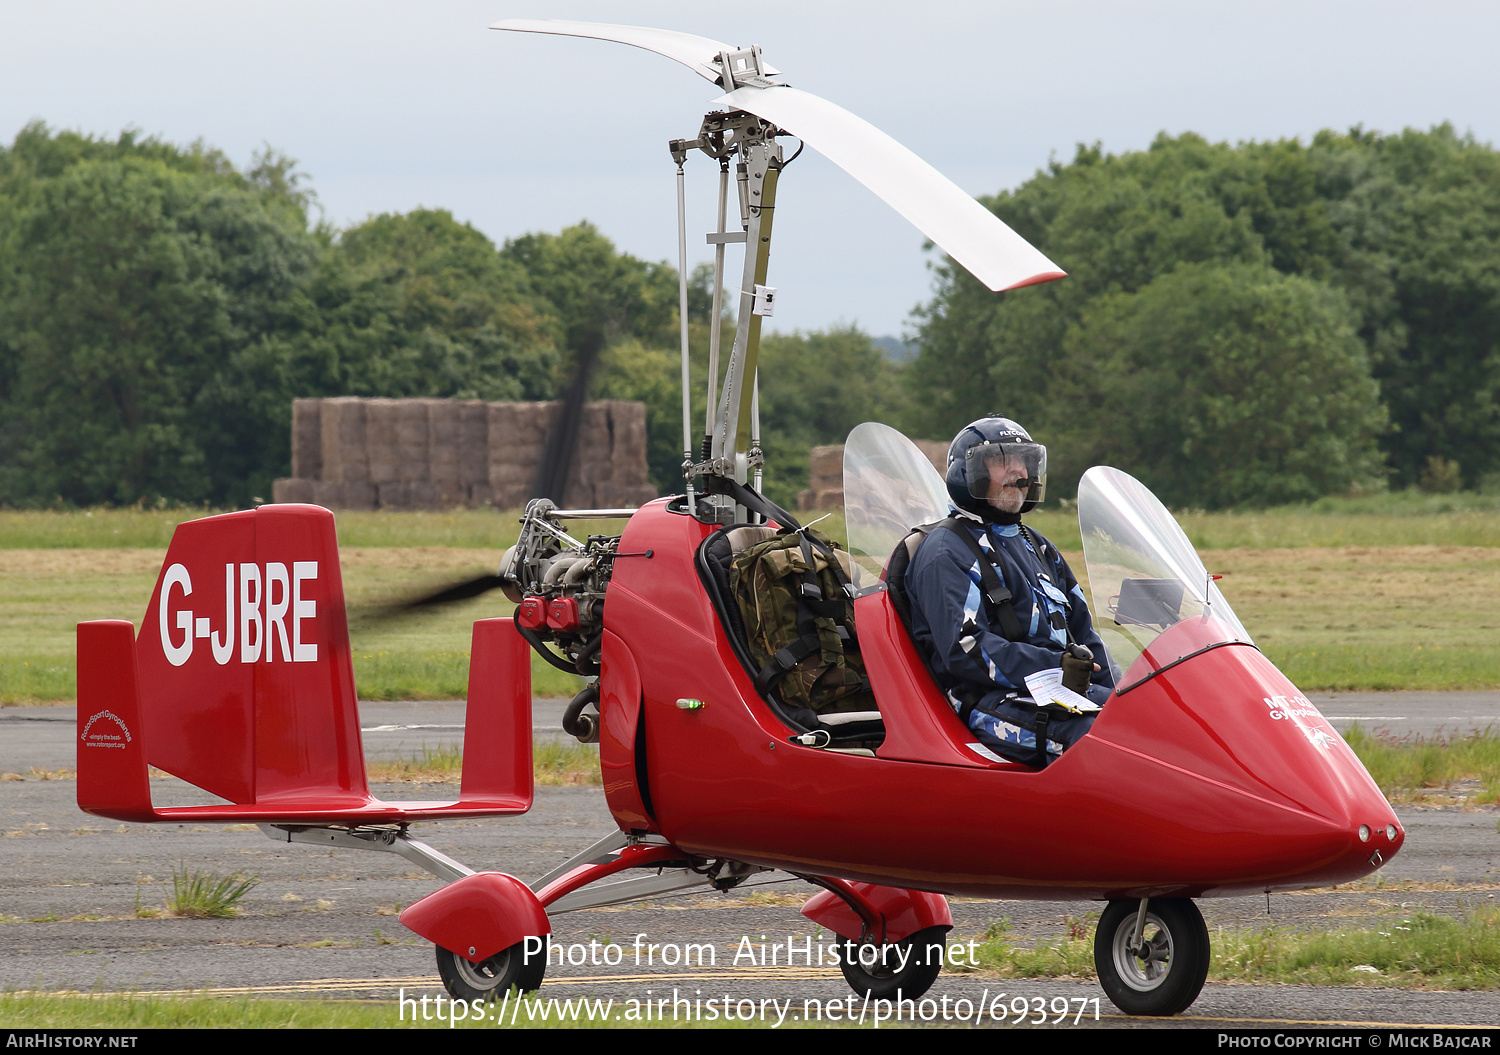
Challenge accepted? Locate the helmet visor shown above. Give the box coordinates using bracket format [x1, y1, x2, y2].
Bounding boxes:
[965, 440, 1047, 507]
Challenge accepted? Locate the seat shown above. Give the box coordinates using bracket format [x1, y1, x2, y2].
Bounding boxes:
[694, 524, 884, 749]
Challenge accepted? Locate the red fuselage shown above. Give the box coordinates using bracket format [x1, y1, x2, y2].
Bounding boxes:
[598, 499, 1403, 900]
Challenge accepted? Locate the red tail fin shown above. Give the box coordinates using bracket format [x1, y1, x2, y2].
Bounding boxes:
[134, 504, 365, 805]
[77, 504, 534, 824]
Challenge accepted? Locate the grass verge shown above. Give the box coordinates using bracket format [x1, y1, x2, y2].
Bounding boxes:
[963, 905, 1500, 990]
[0, 545, 585, 703]
[7, 907, 1498, 1028]
[0, 507, 632, 550]
[0, 990, 774, 1028]
[1211, 909, 1500, 988]
[12, 730, 1489, 801]
[2, 495, 1495, 551]
[1019, 489, 1500, 551]
[1344, 725, 1500, 804]
[4, 509, 1497, 703]
[0, 739, 600, 787]
[348, 646, 582, 701]
[364, 739, 601, 786]
[0, 992, 434, 1028]
[1084, 545, 1500, 692]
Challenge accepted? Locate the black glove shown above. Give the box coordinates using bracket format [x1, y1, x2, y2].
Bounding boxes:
[1060, 643, 1093, 695]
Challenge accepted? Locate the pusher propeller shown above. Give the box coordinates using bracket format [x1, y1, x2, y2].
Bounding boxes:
[398, 574, 511, 609]
[347, 573, 512, 630]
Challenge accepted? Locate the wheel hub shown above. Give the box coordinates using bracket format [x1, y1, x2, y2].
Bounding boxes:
[454, 948, 513, 992]
[1113, 914, 1173, 992]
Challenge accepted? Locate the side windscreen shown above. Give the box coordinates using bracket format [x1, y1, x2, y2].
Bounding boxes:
[842, 421, 950, 588]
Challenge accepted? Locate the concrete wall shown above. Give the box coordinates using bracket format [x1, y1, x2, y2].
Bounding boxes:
[272, 397, 657, 511]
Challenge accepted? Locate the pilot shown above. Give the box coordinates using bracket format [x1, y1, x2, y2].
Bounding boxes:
[905, 415, 1114, 765]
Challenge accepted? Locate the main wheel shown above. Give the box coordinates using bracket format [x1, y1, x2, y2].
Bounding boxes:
[839, 925, 949, 1000]
[436, 939, 546, 1002]
[1094, 899, 1209, 1016]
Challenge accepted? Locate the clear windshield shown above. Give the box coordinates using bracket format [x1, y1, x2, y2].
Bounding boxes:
[1077, 466, 1252, 679]
[842, 421, 950, 586]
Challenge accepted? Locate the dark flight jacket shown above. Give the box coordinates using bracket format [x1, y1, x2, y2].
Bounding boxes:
[905, 517, 1115, 710]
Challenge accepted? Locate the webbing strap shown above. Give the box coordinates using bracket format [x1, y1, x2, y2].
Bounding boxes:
[1019, 523, 1075, 644]
[954, 685, 984, 727]
[1033, 710, 1051, 767]
[1018, 523, 1075, 593]
[938, 519, 1025, 641]
[714, 477, 802, 531]
[755, 626, 856, 692]
[797, 533, 844, 619]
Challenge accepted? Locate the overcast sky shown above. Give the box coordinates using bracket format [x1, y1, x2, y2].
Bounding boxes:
[3, 2, 1497, 337]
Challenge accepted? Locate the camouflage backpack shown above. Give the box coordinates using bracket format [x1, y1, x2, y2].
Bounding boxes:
[729, 527, 875, 714]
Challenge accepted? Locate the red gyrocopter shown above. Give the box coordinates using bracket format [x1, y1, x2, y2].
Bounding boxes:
[76, 20, 1402, 1017]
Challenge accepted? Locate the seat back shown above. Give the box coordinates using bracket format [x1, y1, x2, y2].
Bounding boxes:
[697, 525, 884, 745]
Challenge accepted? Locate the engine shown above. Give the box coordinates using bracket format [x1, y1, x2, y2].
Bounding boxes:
[497, 500, 629, 742]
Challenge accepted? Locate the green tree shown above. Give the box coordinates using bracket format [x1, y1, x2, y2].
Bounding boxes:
[0, 126, 320, 506]
[593, 338, 684, 492]
[1058, 263, 1386, 507]
[500, 223, 683, 495]
[500, 222, 678, 370]
[908, 134, 1275, 442]
[1316, 126, 1500, 487]
[307, 209, 557, 401]
[592, 320, 907, 502]
[591, 265, 736, 493]
[0, 127, 571, 507]
[911, 127, 1500, 502]
[755, 326, 907, 508]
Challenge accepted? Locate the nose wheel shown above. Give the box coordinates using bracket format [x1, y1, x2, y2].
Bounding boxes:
[1094, 898, 1209, 1016]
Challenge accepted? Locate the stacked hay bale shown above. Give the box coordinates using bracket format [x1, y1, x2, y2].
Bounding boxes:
[273, 398, 656, 511]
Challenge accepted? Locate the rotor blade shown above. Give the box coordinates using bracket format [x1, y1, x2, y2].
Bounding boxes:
[491, 20, 1058, 290]
[716, 85, 1065, 292]
[489, 19, 780, 83]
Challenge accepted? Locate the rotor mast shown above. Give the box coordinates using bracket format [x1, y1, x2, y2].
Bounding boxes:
[672, 46, 789, 521]
[713, 122, 780, 473]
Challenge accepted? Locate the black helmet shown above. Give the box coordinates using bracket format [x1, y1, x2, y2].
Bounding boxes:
[945, 416, 1048, 519]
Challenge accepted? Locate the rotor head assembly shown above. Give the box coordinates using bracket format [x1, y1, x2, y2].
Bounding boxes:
[492, 18, 1067, 525]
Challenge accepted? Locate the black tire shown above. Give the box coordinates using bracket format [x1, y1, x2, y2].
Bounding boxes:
[1094, 899, 1209, 1016]
[435, 939, 547, 1002]
[839, 925, 949, 1000]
